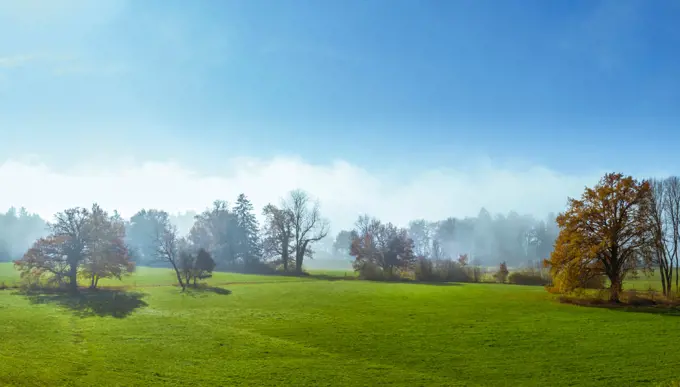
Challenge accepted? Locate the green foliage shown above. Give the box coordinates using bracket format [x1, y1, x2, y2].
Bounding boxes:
[232, 194, 262, 267]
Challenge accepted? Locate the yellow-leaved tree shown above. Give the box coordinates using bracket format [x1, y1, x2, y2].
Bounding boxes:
[545, 173, 652, 303]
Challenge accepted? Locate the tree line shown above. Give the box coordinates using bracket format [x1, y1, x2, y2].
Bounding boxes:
[7, 185, 568, 292]
[11, 190, 329, 292]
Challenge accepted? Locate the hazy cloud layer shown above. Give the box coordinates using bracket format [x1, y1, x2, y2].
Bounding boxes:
[0, 157, 606, 232]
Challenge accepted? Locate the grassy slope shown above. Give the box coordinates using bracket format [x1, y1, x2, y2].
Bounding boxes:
[1, 263, 679, 386]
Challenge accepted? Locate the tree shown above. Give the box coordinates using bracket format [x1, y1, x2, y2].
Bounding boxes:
[50, 207, 92, 292]
[189, 200, 239, 268]
[232, 194, 262, 268]
[645, 177, 680, 297]
[127, 209, 172, 265]
[332, 230, 353, 257]
[545, 173, 652, 302]
[80, 204, 135, 289]
[0, 207, 48, 262]
[283, 190, 329, 273]
[148, 210, 186, 290]
[431, 238, 447, 260]
[495, 261, 509, 283]
[408, 219, 433, 258]
[262, 203, 294, 271]
[179, 248, 216, 287]
[14, 204, 134, 292]
[457, 253, 469, 267]
[350, 217, 415, 276]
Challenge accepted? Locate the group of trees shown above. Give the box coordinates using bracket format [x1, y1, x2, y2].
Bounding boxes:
[333, 210, 560, 270]
[11, 190, 330, 292]
[8, 171, 680, 302]
[0, 208, 47, 262]
[14, 204, 135, 292]
[546, 173, 680, 302]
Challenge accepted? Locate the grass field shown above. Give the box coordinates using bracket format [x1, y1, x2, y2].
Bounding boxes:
[1, 263, 680, 386]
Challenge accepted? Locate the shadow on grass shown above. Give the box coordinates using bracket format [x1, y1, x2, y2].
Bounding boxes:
[306, 274, 358, 282]
[185, 285, 233, 297]
[15, 288, 148, 318]
[559, 295, 680, 317]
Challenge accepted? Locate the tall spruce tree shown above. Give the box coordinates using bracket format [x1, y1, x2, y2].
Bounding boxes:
[233, 194, 262, 267]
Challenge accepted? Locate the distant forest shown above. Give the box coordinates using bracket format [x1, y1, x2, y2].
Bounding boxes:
[0, 195, 559, 269]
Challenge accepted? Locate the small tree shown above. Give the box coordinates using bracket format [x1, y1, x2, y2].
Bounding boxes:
[495, 261, 509, 283]
[350, 216, 415, 278]
[457, 254, 469, 267]
[179, 248, 216, 287]
[149, 211, 186, 290]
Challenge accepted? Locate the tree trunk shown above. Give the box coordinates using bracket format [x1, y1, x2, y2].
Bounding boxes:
[609, 277, 622, 303]
[282, 240, 289, 272]
[295, 240, 310, 273]
[661, 271, 667, 297]
[170, 262, 185, 290]
[68, 262, 78, 293]
[94, 276, 99, 289]
[90, 275, 96, 289]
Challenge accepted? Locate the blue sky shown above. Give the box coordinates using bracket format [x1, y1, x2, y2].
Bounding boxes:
[1, 0, 679, 227]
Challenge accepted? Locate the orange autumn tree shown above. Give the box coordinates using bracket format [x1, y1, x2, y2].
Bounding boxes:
[545, 173, 653, 302]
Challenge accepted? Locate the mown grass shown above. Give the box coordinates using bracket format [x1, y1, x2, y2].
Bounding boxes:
[1, 263, 680, 386]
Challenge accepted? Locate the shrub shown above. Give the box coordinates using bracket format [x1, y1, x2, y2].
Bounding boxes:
[508, 269, 551, 286]
[414, 258, 471, 283]
[354, 261, 404, 281]
[465, 266, 485, 283]
[355, 261, 387, 280]
[414, 257, 435, 281]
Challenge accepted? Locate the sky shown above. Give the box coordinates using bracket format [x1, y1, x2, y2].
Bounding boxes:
[1, 0, 679, 232]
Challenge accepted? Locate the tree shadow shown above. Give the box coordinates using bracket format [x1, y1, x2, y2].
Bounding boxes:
[559, 295, 680, 317]
[186, 285, 232, 297]
[398, 280, 463, 286]
[306, 274, 358, 282]
[15, 288, 148, 318]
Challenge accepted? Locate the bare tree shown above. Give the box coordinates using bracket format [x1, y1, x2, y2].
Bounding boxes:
[283, 190, 329, 273]
[262, 204, 294, 271]
[149, 210, 186, 290]
[664, 177, 680, 293]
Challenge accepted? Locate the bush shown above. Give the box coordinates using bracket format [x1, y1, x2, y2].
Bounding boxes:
[415, 258, 471, 283]
[465, 266, 486, 283]
[355, 261, 387, 280]
[508, 269, 551, 286]
[354, 261, 404, 281]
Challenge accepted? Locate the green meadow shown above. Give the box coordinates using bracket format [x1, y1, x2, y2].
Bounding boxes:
[1, 263, 679, 386]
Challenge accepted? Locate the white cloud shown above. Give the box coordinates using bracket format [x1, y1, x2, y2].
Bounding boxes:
[0, 0, 126, 26]
[0, 55, 35, 68]
[0, 156, 603, 232]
